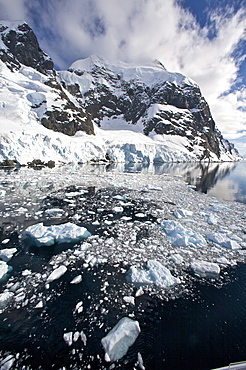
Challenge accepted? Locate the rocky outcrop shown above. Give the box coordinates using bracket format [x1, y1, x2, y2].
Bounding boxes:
[0, 22, 54, 74]
[0, 21, 94, 136]
[60, 57, 239, 160]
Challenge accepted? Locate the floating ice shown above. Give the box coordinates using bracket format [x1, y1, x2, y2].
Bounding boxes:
[23, 222, 91, 246]
[206, 214, 219, 225]
[101, 317, 141, 362]
[190, 260, 220, 278]
[0, 248, 17, 262]
[137, 352, 145, 370]
[63, 332, 73, 346]
[112, 206, 124, 213]
[44, 208, 64, 215]
[0, 291, 14, 309]
[206, 232, 241, 250]
[0, 354, 15, 370]
[123, 296, 135, 305]
[46, 265, 67, 283]
[34, 300, 44, 309]
[173, 209, 193, 219]
[169, 253, 184, 264]
[0, 261, 10, 280]
[70, 275, 82, 284]
[80, 331, 87, 346]
[161, 220, 207, 248]
[75, 301, 83, 314]
[127, 260, 180, 288]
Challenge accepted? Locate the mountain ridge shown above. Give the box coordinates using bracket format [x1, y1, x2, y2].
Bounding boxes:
[0, 20, 241, 166]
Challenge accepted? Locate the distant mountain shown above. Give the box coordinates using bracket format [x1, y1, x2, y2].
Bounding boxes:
[0, 21, 240, 166]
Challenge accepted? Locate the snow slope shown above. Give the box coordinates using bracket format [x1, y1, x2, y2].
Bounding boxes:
[0, 59, 239, 165]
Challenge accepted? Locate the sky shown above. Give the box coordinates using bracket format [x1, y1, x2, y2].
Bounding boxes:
[0, 0, 245, 155]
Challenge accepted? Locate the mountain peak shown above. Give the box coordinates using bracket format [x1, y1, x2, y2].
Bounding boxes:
[0, 20, 54, 74]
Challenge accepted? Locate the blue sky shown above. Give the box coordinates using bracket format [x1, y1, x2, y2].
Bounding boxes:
[0, 0, 245, 155]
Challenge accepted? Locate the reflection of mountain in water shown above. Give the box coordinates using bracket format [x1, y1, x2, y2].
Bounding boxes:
[107, 161, 238, 194]
[182, 163, 236, 193]
[104, 162, 242, 198]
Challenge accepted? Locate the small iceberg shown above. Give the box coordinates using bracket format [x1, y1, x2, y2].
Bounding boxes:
[101, 317, 140, 362]
[23, 222, 91, 246]
[126, 260, 180, 288]
[161, 220, 207, 248]
[190, 260, 220, 278]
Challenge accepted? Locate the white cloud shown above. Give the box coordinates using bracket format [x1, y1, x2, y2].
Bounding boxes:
[0, 0, 245, 143]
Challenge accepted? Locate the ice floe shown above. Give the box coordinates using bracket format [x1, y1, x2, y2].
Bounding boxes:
[0, 261, 11, 280]
[0, 248, 17, 262]
[190, 260, 220, 278]
[23, 222, 91, 246]
[127, 260, 180, 288]
[161, 220, 207, 248]
[101, 317, 141, 362]
[0, 291, 14, 310]
[206, 232, 241, 250]
[46, 265, 67, 283]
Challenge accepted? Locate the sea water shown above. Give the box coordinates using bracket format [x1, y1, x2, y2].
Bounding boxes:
[0, 164, 245, 369]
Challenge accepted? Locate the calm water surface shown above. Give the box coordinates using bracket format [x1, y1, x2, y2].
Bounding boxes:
[121, 160, 246, 204]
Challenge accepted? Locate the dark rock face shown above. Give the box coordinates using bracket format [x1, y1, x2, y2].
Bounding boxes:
[61, 63, 237, 159]
[0, 21, 94, 136]
[41, 78, 94, 135]
[0, 22, 54, 74]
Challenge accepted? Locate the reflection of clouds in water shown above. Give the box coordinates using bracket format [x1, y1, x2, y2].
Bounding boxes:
[208, 179, 240, 202]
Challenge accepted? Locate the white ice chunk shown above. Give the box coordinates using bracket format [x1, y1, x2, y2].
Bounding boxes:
[0, 291, 14, 309]
[0, 354, 15, 370]
[70, 274, 83, 284]
[206, 214, 219, 225]
[101, 317, 140, 362]
[80, 331, 87, 346]
[46, 265, 67, 283]
[112, 206, 124, 213]
[1, 239, 10, 244]
[161, 220, 207, 248]
[173, 209, 193, 219]
[137, 352, 145, 370]
[73, 331, 80, 342]
[35, 300, 44, 309]
[206, 232, 241, 250]
[217, 257, 231, 265]
[0, 261, 10, 280]
[190, 260, 220, 278]
[127, 260, 180, 288]
[75, 301, 83, 314]
[0, 248, 17, 262]
[169, 253, 183, 264]
[135, 287, 144, 297]
[45, 208, 64, 215]
[123, 296, 135, 305]
[63, 332, 73, 346]
[23, 222, 91, 246]
[135, 213, 146, 218]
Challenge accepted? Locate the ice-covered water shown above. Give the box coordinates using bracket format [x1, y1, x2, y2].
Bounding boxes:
[0, 165, 245, 369]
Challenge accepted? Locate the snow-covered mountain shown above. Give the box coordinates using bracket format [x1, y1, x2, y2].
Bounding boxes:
[0, 21, 240, 166]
